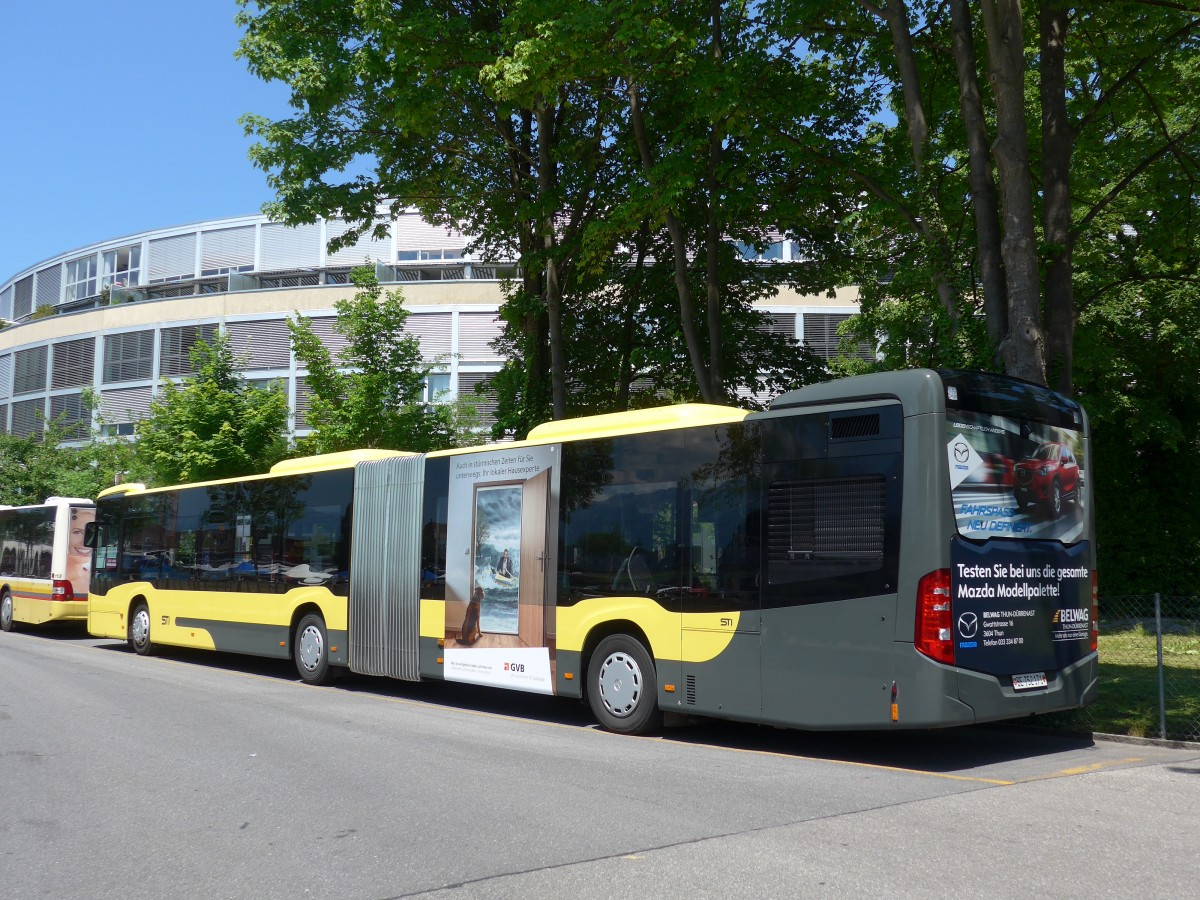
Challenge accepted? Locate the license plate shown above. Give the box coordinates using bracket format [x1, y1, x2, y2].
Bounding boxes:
[1012, 672, 1048, 691]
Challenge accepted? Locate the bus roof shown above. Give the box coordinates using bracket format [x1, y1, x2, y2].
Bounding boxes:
[771, 368, 945, 415]
[95, 449, 411, 500]
[524, 403, 749, 443]
[0, 497, 95, 510]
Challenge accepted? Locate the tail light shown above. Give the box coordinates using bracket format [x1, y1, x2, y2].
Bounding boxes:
[915, 568, 954, 665]
[1090, 571, 1099, 653]
[52, 579, 75, 602]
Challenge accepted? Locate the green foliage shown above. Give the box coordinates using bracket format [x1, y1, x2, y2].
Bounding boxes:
[134, 333, 290, 486]
[235, 1, 1200, 585]
[0, 393, 140, 505]
[288, 268, 481, 454]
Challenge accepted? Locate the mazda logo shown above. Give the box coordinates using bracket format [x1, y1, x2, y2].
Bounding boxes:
[958, 612, 979, 638]
[954, 442, 970, 463]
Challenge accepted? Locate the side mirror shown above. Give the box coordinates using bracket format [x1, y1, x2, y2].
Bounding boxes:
[83, 521, 99, 549]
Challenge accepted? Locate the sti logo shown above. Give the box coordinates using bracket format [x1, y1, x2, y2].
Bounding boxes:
[504, 662, 526, 673]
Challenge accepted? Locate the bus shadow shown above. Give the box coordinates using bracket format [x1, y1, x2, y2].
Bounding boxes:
[662, 718, 1098, 774]
[92, 641, 302, 681]
[340, 672, 1098, 773]
[7, 621, 92, 641]
[87, 642, 1098, 772]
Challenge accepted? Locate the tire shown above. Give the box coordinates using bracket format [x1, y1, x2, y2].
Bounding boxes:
[129, 601, 153, 656]
[587, 634, 662, 735]
[1048, 479, 1063, 517]
[294, 613, 337, 686]
[1, 591, 15, 632]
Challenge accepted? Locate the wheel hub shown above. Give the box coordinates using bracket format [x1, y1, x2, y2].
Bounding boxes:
[598, 651, 642, 717]
[131, 609, 149, 646]
[298, 625, 323, 672]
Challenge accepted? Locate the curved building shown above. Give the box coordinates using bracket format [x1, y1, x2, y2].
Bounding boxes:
[0, 212, 861, 441]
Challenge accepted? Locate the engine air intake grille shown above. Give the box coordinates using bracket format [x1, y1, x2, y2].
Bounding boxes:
[830, 413, 880, 440]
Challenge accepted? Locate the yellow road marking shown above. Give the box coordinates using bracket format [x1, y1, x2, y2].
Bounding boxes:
[1023, 757, 1144, 780]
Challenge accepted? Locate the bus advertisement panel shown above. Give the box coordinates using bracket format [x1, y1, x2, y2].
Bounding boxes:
[937, 371, 1095, 698]
[442, 444, 560, 694]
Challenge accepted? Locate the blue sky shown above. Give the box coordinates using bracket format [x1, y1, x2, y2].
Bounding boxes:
[0, 2, 291, 282]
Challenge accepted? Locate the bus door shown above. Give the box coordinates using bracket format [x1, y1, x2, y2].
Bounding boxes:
[678, 423, 762, 722]
[758, 406, 904, 728]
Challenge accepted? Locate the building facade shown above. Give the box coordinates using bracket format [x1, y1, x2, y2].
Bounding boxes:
[0, 212, 862, 441]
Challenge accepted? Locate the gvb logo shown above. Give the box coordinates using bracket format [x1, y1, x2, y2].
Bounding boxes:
[504, 662, 525, 673]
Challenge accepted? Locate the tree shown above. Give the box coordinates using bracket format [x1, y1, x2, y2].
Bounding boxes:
[237, 0, 622, 426]
[0, 394, 140, 505]
[236, 0, 844, 434]
[134, 334, 290, 485]
[288, 269, 480, 454]
[769, 1, 1200, 393]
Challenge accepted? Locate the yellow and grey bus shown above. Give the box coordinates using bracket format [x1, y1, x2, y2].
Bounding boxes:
[87, 369, 1097, 733]
[1, 497, 95, 632]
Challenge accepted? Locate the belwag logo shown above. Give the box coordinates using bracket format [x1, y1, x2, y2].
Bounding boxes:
[1053, 608, 1090, 624]
[503, 661, 526, 673]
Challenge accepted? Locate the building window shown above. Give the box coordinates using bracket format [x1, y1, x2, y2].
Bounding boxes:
[423, 373, 452, 403]
[49, 394, 89, 441]
[10, 398, 45, 440]
[65, 255, 99, 302]
[13, 346, 48, 395]
[51, 338, 96, 389]
[103, 331, 155, 383]
[201, 264, 253, 277]
[397, 248, 464, 262]
[102, 245, 142, 289]
[160, 324, 218, 377]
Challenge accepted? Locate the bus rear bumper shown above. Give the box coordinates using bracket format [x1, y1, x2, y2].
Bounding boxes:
[26, 599, 89, 624]
[959, 652, 1099, 724]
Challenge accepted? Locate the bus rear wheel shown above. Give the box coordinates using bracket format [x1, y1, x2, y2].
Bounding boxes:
[294, 613, 337, 686]
[129, 602, 153, 656]
[1, 591, 14, 632]
[587, 634, 662, 736]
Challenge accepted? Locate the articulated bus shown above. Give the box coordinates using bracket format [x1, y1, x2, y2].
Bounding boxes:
[87, 369, 1097, 733]
[1, 497, 95, 632]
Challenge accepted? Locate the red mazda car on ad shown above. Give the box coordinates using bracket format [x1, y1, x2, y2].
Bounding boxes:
[1013, 441, 1080, 516]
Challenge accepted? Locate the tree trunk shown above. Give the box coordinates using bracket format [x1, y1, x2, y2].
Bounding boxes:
[618, 224, 653, 409]
[1040, 1, 1075, 395]
[949, 0, 1008, 357]
[982, 0, 1047, 385]
[628, 81, 716, 403]
[867, 0, 960, 323]
[703, 0, 725, 402]
[536, 103, 568, 420]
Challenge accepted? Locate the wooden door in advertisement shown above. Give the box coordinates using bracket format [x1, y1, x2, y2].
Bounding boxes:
[518, 469, 550, 647]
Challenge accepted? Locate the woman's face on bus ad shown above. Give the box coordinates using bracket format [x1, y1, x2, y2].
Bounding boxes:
[67, 507, 95, 588]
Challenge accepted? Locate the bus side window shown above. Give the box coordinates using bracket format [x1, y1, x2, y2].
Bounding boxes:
[119, 498, 166, 582]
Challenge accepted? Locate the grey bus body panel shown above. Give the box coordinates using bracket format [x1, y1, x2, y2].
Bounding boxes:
[759, 594, 899, 728]
[677, 630, 762, 723]
[174, 618, 292, 660]
[349, 455, 426, 681]
[772, 368, 946, 418]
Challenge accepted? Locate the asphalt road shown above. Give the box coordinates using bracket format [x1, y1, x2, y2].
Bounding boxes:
[2, 625, 1198, 899]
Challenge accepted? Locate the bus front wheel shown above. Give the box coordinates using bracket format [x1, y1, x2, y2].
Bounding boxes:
[587, 634, 662, 736]
[1, 591, 14, 632]
[129, 602, 153, 656]
[294, 613, 337, 686]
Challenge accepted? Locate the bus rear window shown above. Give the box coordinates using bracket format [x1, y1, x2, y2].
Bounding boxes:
[940, 371, 1088, 544]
